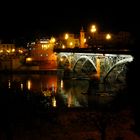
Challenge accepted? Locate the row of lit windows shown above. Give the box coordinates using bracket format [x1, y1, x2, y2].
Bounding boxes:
[0, 44, 15, 48]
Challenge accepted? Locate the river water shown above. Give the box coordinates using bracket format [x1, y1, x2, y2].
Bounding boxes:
[0, 66, 129, 109]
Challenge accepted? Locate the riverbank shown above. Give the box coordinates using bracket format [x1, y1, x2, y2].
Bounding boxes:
[0, 69, 64, 75]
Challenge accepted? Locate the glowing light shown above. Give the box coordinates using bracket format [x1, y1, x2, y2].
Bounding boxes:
[8, 80, 11, 88]
[60, 58, 63, 61]
[62, 45, 65, 49]
[84, 38, 86, 43]
[21, 83, 23, 90]
[7, 50, 10, 53]
[91, 25, 97, 33]
[40, 41, 48, 43]
[27, 80, 31, 90]
[65, 33, 69, 40]
[19, 50, 23, 53]
[12, 49, 15, 52]
[31, 42, 35, 44]
[106, 34, 111, 40]
[26, 57, 32, 62]
[60, 80, 64, 88]
[42, 44, 49, 49]
[42, 90, 51, 97]
[52, 84, 55, 92]
[69, 42, 73, 46]
[52, 97, 57, 107]
[50, 37, 56, 43]
[0, 50, 3, 53]
[96, 58, 100, 80]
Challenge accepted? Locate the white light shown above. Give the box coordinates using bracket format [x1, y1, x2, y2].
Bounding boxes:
[8, 80, 11, 88]
[52, 97, 57, 107]
[40, 41, 48, 43]
[21, 83, 23, 90]
[27, 80, 31, 90]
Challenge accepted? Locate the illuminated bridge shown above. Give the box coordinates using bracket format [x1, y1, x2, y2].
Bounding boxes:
[54, 48, 134, 83]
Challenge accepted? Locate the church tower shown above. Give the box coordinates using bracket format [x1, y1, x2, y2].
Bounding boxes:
[80, 27, 85, 48]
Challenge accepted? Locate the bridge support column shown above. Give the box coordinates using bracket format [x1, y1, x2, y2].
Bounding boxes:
[96, 58, 100, 80]
[68, 55, 72, 70]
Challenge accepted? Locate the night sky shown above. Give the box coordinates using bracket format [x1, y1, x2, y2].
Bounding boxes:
[0, 0, 138, 41]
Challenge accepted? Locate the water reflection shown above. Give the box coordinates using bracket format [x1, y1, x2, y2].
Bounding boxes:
[57, 79, 88, 107]
[21, 83, 23, 90]
[8, 80, 11, 89]
[27, 80, 31, 90]
[0, 69, 128, 108]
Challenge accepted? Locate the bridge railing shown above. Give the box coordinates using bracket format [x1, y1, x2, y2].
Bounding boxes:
[53, 47, 133, 55]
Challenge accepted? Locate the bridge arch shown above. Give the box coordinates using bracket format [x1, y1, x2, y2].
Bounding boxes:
[59, 54, 69, 60]
[58, 54, 70, 68]
[72, 56, 96, 73]
[104, 57, 133, 82]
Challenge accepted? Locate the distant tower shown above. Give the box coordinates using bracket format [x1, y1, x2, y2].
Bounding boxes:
[80, 27, 85, 48]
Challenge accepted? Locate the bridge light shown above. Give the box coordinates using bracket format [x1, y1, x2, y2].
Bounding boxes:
[60, 58, 63, 61]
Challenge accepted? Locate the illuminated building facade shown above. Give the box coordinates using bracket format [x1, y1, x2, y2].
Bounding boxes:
[80, 27, 86, 48]
[64, 33, 80, 48]
[0, 43, 16, 54]
[27, 37, 57, 69]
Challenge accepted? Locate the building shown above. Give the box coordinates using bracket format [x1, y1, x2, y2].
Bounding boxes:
[0, 43, 16, 54]
[27, 37, 57, 69]
[80, 27, 86, 48]
[0, 42, 23, 70]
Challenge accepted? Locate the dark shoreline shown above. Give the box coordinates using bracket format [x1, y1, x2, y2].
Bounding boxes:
[0, 69, 64, 75]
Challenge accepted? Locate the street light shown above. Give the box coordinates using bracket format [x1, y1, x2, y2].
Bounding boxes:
[90, 25, 97, 33]
[64, 33, 69, 40]
[106, 33, 111, 40]
[89, 24, 97, 47]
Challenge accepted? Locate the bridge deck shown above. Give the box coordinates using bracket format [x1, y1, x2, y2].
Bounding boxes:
[53, 48, 134, 55]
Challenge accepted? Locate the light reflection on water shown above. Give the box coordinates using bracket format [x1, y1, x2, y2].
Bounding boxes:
[0, 71, 127, 108]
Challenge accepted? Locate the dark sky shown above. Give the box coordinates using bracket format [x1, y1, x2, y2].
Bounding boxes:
[0, 0, 139, 41]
